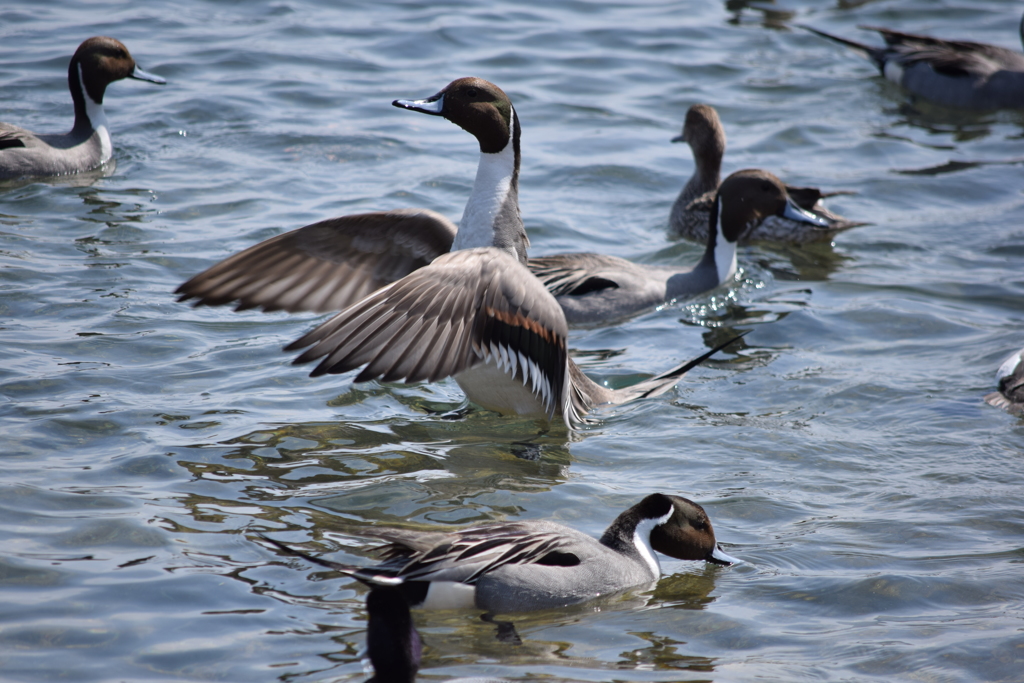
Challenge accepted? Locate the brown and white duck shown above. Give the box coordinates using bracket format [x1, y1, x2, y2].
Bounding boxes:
[0, 37, 165, 180]
[529, 169, 832, 327]
[668, 104, 860, 244]
[177, 78, 740, 427]
[261, 492, 739, 614]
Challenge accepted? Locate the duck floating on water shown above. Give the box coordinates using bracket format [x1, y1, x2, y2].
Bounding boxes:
[0, 37, 165, 180]
[530, 169, 832, 327]
[802, 15, 1024, 110]
[178, 78, 742, 427]
[261, 492, 739, 614]
[668, 103, 861, 244]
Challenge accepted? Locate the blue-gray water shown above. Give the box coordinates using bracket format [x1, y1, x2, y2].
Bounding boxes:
[2, 1, 1023, 681]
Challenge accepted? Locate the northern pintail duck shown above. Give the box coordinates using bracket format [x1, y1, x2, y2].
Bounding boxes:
[803, 15, 1024, 110]
[361, 586, 510, 683]
[529, 169, 831, 327]
[668, 104, 860, 244]
[0, 37, 165, 180]
[984, 347, 1024, 416]
[178, 78, 741, 427]
[262, 492, 739, 614]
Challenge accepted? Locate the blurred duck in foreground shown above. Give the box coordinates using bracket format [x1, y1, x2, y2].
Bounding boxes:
[0, 37, 165, 180]
[985, 347, 1024, 416]
[261, 492, 739, 614]
[669, 104, 861, 244]
[362, 586, 509, 683]
[178, 77, 743, 428]
[802, 15, 1024, 111]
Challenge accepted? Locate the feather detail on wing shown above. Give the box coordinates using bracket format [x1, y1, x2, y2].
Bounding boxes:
[176, 209, 457, 314]
[285, 248, 570, 417]
[528, 253, 626, 297]
[359, 522, 582, 585]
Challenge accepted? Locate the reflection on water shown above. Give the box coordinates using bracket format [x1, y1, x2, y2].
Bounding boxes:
[0, 162, 116, 192]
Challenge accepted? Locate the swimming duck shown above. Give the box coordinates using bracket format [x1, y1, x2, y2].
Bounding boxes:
[0, 37, 165, 180]
[984, 347, 1024, 416]
[529, 169, 831, 327]
[802, 16, 1024, 110]
[668, 104, 860, 244]
[178, 78, 741, 427]
[262, 492, 739, 614]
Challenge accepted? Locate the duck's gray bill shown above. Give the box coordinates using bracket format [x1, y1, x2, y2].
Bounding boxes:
[708, 545, 742, 566]
[393, 94, 445, 115]
[783, 199, 831, 227]
[130, 65, 166, 84]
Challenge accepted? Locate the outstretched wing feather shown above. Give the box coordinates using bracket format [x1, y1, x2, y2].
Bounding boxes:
[177, 209, 457, 314]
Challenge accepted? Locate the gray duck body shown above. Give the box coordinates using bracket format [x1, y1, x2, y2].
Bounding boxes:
[0, 37, 164, 180]
[803, 16, 1024, 111]
[262, 493, 739, 614]
[533, 169, 833, 327]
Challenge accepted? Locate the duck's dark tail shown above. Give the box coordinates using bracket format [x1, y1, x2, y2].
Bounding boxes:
[799, 25, 887, 72]
[608, 330, 749, 404]
[259, 534, 402, 587]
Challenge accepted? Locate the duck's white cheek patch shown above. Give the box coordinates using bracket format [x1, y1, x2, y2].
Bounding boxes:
[419, 581, 476, 610]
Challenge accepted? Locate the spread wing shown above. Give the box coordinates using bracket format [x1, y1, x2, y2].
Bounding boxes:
[286, 248, 570, 418]
[176, 208, 457, 314]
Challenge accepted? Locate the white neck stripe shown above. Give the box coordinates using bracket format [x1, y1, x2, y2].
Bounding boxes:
[713, 198, 737, 285]
[79, 64, 112, 163]
[632, 505, 673, 579]
[453, 109, 516, 255]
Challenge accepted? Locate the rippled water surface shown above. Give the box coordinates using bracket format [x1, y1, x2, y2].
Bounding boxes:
[3, 1, 1024, 681]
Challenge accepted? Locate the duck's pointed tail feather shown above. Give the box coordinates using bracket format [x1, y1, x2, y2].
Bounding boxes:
[799, 24, 887, 71]
[607, 330, 748, 405]
[259, 534, 403, 587]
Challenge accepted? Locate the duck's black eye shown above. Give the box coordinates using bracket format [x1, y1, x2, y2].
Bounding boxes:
[466, 87, 479, 97]
[761, 182, 773, 192]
